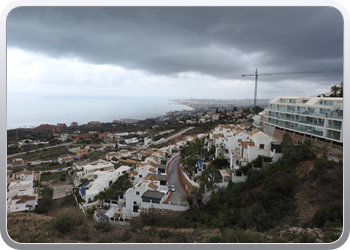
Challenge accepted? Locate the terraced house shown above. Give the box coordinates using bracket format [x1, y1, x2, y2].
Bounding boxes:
[254, 96, 343, 145]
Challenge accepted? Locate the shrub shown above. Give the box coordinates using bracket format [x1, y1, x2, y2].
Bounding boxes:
[311, 201, 343, 228]
[34, 206, 49, 214]
[52, 208, 87, 233]
[220, 228, 267, 243]
[323, 231, 341, 243]
[94, 222, 112, 232]
[236, 204, 273, 232]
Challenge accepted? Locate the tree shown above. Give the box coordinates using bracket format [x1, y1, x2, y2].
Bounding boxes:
[317, 144, 332, 160]
[339, 81, 343, 97]
[330, 85, 340, 97]
[280, 133, 302, 167]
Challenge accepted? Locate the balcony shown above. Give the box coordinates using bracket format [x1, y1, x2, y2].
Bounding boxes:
[327, 124, 342, 130]
[234, 151, 248, 163]
[326, 133, 341, 141]
[265, 120, 324, 137]
[327, 113, 343, 119]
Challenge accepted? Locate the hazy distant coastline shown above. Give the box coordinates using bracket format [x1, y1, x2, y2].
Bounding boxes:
[7, 97, 193, 130]
[170, 99, 270, 111]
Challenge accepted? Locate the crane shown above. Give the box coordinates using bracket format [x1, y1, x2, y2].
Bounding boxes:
[241, 69, 323, 116]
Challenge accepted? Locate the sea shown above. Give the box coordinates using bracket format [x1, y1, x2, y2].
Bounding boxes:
[7, 96, 193, 130]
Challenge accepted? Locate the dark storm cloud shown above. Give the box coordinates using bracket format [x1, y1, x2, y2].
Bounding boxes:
[7, 6, 343, 84]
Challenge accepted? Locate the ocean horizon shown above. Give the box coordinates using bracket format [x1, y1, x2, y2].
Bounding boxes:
[7, 96, 193, 130]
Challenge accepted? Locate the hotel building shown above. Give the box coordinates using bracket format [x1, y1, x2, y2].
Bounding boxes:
[253, 96, 343, 144]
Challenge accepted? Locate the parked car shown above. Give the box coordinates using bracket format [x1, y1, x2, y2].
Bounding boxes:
[170, 185, 176, 192]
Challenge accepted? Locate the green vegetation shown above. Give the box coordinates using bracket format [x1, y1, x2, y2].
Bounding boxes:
[51, 208, 87, 233]
[7, 116, 343, 243]
[136, 133, 343, 237]
[311, 202, 343, 228]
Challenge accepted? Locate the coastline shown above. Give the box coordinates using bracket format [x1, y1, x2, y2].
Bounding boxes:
[7, 98, 194, 130]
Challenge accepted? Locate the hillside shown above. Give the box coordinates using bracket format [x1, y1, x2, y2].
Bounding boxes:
[7, 160, 343, 244]
[6, 134, 343, 244]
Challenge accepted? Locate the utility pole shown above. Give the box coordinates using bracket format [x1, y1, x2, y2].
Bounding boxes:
[242, 69, 323, 116]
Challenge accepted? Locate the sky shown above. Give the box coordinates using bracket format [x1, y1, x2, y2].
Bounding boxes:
[7, 6, 344, 100]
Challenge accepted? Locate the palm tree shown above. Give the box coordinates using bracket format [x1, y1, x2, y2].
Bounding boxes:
[317, 144, 332, 160]
[330, 85, 340, 97]
[339, 81, 343, 97]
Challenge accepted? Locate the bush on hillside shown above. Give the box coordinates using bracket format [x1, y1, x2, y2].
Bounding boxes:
[52, 208, 87, 233]
[311, 201, 343, 228]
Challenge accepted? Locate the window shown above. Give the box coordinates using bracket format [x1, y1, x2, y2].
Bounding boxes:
[259, 144, 265, 149]
[324, 101, 334, 106]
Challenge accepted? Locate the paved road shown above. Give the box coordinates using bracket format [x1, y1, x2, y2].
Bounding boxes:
[167, 155, 188, 205]
[152, 127, 194, 145]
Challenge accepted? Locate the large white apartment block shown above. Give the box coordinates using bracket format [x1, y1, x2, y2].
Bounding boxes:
[255, 96, 343, 143]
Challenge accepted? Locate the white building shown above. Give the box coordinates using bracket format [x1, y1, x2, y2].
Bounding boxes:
[257, 96, 343, 144]
[81, 166, 130, 203]
[58, 154, 74, 164]
[230, 129, 283, 169]
[124, 137, 139, 144]
[81, 159, 114, 179]
[144, 137, 153, 146]
[7, 170, 38, 212]
[7, 194, 38, 212]
[7, 180, 34, 197]
[122, 177, 170, 219]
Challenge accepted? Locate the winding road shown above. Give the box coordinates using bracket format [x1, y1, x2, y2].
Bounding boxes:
[166, 154, 188, 206]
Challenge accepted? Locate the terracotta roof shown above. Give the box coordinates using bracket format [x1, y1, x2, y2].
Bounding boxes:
[148, 161, 158, 168]
[233, 130, 243, 135]
[119, 159, 139, 165]
[12, 195, 37, 203]
[143, 175, 160, 181]
[248, 129, 261, 136]
[241, 141, 255, 148]
[148, 182, 158, 190]
[128, 171, 138, 177]
[16, 170, 33, 176]
[149, 168, 157, 174]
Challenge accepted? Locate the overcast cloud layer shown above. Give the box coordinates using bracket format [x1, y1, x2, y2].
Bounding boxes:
[7, 7, 343, 99]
